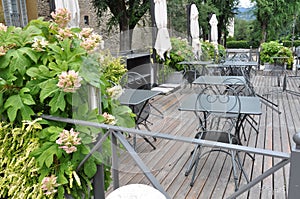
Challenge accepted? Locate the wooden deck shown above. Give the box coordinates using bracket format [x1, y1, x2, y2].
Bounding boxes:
[107, 71, 300, 199]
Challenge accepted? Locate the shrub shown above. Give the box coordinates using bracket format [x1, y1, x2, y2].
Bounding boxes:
[0, 9, 134, 199]
[282, 40, 300, 48]
[156, 37, 194, 71]
[201, 41, 226, 63]
[260, 41, 293, 68]
[156, 37, 226, 71]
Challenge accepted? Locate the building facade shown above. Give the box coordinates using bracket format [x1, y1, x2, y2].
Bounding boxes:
[0, 0, 111, 36]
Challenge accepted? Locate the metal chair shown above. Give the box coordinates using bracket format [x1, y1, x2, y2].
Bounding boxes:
[120, 71, 164, 119]
[180, 64, 201, 93]
[120, 72, 161, 149]
[185, 85, 250, 190]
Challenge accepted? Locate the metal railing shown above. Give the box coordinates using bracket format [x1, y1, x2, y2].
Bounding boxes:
[41, 114, 299, 199]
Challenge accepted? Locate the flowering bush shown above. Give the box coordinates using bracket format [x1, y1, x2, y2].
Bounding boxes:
[0, 8, 134, 199]
[157, 37, 194, 71]
[201, 41, 226, 63]
[260, 41, 293, 68]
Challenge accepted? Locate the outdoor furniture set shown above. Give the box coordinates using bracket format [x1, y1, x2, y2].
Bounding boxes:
[118, 57, 265, 191]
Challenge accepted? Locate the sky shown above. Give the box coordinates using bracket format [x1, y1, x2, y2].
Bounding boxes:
[238, 0, 255, 8]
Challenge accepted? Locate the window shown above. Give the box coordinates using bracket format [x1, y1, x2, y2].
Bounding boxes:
[2, 0, 28, 27]
[84, 15, 89, 25]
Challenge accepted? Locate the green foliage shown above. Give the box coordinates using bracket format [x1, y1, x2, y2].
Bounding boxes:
[260, 41, 294, 68]
[226, 40, 260, 48]
[0, 17, 135, 198]
[156, 37, 194, 71]
[0, 119, 44, 199]
[93, 51, 127, 84]
[282, 40, 300, 48]
[156, 37, 226, 73]
[91, 0, 149, 31]
[201, 41, 226, 63]
[253, 0, 297, 43]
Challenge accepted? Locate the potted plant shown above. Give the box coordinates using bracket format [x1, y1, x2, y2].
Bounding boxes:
[260, 41, 294, 69]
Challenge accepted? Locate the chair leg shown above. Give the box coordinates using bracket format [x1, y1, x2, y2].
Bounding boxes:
[149, 103, 164, 119]
[136, 124, 156, 150]
[185, 145, 200, 176]
[230, 150, 239, 191]
[190, 148, 202, 187]
[236, 152, 250, 183]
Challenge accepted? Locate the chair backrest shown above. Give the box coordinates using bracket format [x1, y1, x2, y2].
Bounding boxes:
[222, 77, 254, 96]
[120, 71, 151, 90]
[195, 85, 241, 143]
[120, 72, 151, 124]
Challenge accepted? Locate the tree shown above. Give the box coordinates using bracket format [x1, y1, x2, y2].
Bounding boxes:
[193, 0, 238, 44]
[234, 18, 253, 41]
[91, 0, 150, 50]
[212, 0, 239, 45]
[252, 0, 297, 43]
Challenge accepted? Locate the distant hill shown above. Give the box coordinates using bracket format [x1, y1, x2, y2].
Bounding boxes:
[236, 7, 255, 20]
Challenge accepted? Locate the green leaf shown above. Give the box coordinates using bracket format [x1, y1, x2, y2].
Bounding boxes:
[49, 91, 66, 112]
[49, 60, 68, 73]
[80, 56, 101, 88]
[4, 94, 23, 122]
[10, 48, 32, 75]
[20, 105, 35, 120]
[39, 79, 59, 102]
[26, 65, 52, 79]
[21, 93, 35, 105]
[45, 153, 54, 168]
[37, 145, 58, 168]
[83, 159, 97, 178]
[6, 106, 19, 122]
[92, 151, 103, 164]
[30, 142, 53, 158]
[57, 186, 65, 199]
[79, 144, 90, 155]
[58, 171, 68, 185]
[0, 51, 12, 68]
[38, 167, 51, 182]
[18, 47, 40, 63]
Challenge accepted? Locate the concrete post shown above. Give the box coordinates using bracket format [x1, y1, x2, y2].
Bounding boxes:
[288, 132, 300, 199]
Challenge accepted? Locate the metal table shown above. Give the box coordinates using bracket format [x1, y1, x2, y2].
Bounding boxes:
[119, 89, 161, 106]
[119, 89, 161, 149]
[222, 61, 258, 80]
[179, 93, 261, 141]
[193, 75, 246, 85]
[179, 93, 261, 187]
[179, 93, 262, 115]
[177, 61, 213, 87]
[192, 75, 248, 95]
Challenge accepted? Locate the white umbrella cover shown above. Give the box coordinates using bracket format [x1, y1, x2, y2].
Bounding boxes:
[154, 0, 172, 60]
[190, 4, 201, 60]
[209, 14, 218, 53]
[54, 0, 80, 27]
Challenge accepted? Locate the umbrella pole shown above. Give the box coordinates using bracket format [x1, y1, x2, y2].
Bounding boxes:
[150, 0, 158, 85]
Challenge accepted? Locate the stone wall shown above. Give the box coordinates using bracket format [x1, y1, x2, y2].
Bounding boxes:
[36, 0, 119, 45]
[37, 0, 52, 21]
[35, 0, 154, 52]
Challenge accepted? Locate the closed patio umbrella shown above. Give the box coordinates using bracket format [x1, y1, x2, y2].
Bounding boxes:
[209, 14, 218, 53]
[190, 4, 201, 60]
[54, 0, 80, 27]
[154, 0, 172, 60]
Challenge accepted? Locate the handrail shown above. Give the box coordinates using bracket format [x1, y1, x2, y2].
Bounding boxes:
[41, 114, 290, 159]
[40, 114, 291, 198]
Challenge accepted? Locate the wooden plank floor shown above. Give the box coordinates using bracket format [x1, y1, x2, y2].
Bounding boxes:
[106, 71, 300, 199]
